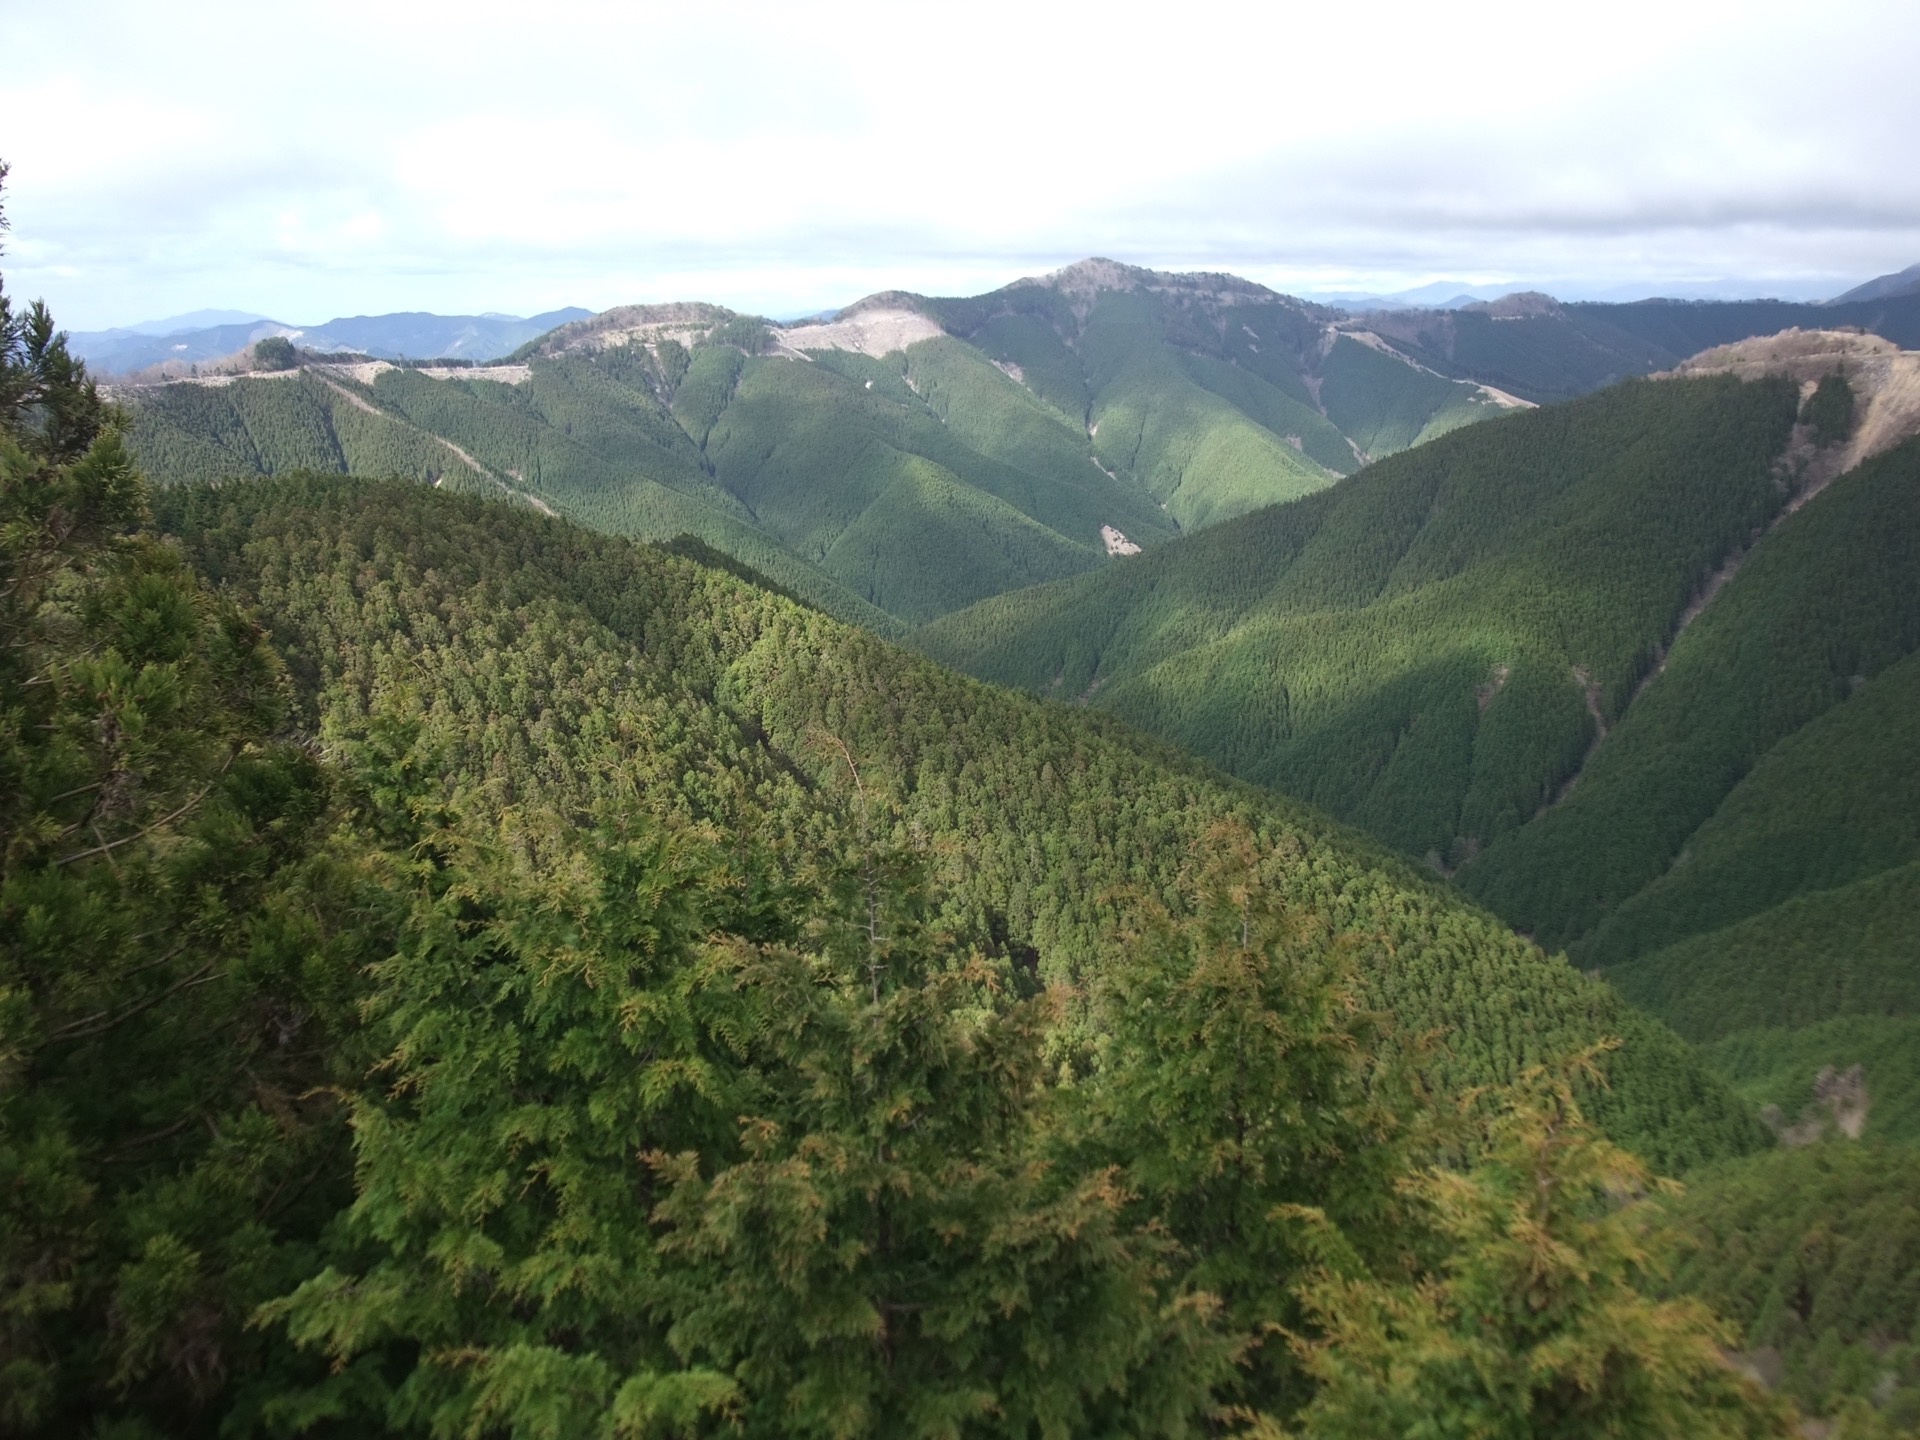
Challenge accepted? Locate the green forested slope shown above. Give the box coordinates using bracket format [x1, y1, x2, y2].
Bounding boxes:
[4, 177, 1846, 1435]
[1462, 433, 1920, 950]
[153, 472, 1763, 1173]
[900, 336, 1175, 540]
[1316, 335, 1493, 455]
[6, 411, 1780, 1436]
[1174, 349, 1357, 474]
[124, 338, 1129, 630]
[1068, 289, 1337, 528]
[915, 347, 1919, 1370]
[1661, 1143, 1920, 1427]
[929, 264, 1511, 525]
[1589, 668, 1920, 1146]
[917, 377, 1920, 1178]
[1577, 648, 1920, 966]
[696, 352, 1114, 622]
[1605, 860, 1920, 1044]
[125, 365, 905, 634]
[114, 268, 1920, 648]
[917, 374, 1800, 863]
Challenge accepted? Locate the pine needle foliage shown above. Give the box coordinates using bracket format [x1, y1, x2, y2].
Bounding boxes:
[1077, 822, 1417, 1414]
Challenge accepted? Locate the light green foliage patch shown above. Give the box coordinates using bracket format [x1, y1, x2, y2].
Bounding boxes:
[701, 356, 1104, 620]
[902, 335, 1175, 545]
[1272, 1055, 1796, 1440]
[1176, 349, 1359, 475]
[1078, 291, 1339, 529]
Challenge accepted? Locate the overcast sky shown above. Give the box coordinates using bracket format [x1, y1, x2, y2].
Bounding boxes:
[4, 0, 1917, 330]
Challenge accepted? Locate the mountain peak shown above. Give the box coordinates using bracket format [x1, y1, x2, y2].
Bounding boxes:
[834, 289, 936, 320]
[1463, 290, 1563, 318]
[1829, 262, 1920, 305]
[1666, 327, 1920, 471]
[533, 301, 739, 356]
[1033, 257, 1158, 295]
[1020, 257, 1282, 306]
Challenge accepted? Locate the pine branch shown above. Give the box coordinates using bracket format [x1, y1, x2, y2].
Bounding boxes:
[53, 785, 209, 866]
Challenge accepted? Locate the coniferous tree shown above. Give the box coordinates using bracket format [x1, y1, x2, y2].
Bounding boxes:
[648, 838, 1230, 1439]
[0, 162, 360, 1433]
[1258, 1051, 1796, 1440]
[1077, 822, 1416, 1417]
[265, 791, 1229, 1438]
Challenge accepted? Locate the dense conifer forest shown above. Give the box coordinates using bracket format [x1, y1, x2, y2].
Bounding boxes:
[7, 167, 1918, 1432]
[915, 373, 1807, 863]
[910, 323, 1920, 1428]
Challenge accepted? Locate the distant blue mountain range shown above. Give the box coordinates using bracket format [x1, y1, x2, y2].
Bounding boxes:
[1310, 281, 1498, 311]
[69, 307, 593, 373]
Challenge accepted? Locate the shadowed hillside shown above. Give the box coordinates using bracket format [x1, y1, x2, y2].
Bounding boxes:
[915, 371, 1804, 865]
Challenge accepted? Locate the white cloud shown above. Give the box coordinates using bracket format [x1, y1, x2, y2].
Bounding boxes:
[3, 0, 1916, 326]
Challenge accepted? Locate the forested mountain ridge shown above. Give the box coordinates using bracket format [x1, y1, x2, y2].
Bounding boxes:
[1460, 331, 1920, 957]
[119, 260, 1920, 639]
[152, 472, 1761, 1170]
[120, 360, 913, 634]
[914, 368, 1810, 857]
[116, 259, 1524, 631]
[908, 334, 1920, 1421]
[906, 334, 1920, 1420]
[917, 333, 1920, 914]
[5, 444, 1789, 1433]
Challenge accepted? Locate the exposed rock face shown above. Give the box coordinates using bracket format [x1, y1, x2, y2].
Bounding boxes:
[534, 302, 738, 357]
[1762, 1062, 1871, 1146]
[1666, 328, 1920, 472]
[773, 308, 946, 358]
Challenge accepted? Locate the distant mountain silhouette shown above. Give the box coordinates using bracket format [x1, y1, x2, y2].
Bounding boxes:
[68, 307, 592, 372]
[1829, 262, 1920, 304]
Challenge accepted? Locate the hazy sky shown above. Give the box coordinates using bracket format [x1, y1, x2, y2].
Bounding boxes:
[4, 0, 1918, 329]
